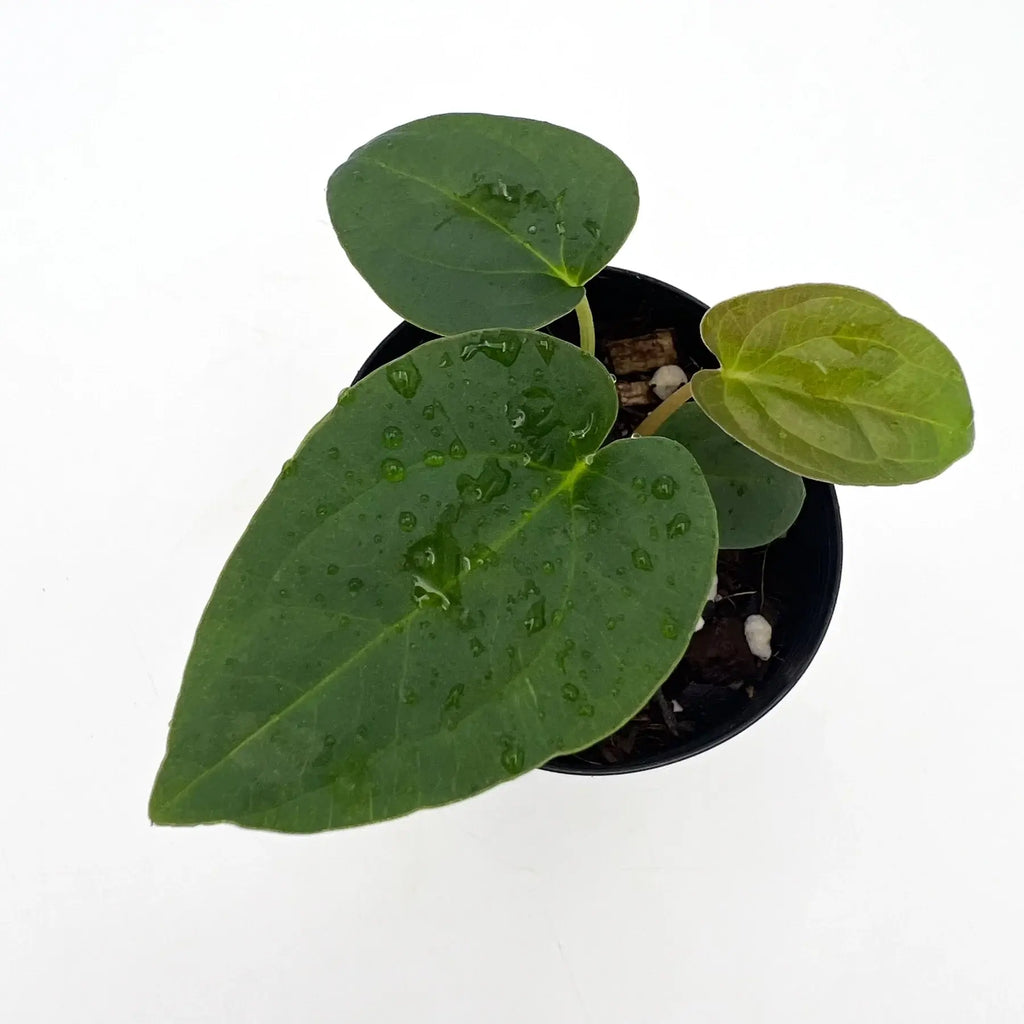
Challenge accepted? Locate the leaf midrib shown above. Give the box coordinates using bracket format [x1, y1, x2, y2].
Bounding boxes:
[236, 449, 709, 829]
[153, 456, 592, 818]
[736, 324, 953, 380]
[728, 371, 963, 431]
[358, 156, 577, 285]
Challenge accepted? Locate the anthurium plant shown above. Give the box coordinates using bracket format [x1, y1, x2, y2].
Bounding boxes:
[150, 114, 974, 833]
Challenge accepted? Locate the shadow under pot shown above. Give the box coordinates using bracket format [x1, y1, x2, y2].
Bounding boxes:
[352, 266, 843, 775]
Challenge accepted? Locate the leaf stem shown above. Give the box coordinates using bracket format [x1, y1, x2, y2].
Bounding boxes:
[575, 292, 596, 357]
[634, 381, 693, 436]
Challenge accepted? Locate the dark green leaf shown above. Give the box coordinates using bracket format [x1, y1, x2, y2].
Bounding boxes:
[657, 402, 805, 548]
[151, 332, 717, 832]
[694, 285, 974, 485]
[327, 114, 638, 334]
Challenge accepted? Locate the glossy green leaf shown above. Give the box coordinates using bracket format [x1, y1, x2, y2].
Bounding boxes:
[150, 331, 717, 832]
[326, 113, 638, 334]
[693, 285, 974, 485]
[657, 402, 805, 548]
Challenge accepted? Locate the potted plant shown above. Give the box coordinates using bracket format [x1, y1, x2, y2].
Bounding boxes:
[149, 114, 974, 832]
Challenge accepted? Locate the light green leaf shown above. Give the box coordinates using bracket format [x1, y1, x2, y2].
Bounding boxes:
[150, 331, 717, 832]
[693, 286, 974, 485]
[699, 283, 894, 366]
[657, 402, 805, 548]
[326, 113, 638, 334]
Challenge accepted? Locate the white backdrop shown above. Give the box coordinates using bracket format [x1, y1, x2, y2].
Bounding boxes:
[3, 2, 1022, 1021]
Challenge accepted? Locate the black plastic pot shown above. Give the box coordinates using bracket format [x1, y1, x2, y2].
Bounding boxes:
[353, 267, 842, 775]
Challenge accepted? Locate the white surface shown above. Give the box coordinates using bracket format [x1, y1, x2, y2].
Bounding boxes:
[3, 2, 1022, 1021]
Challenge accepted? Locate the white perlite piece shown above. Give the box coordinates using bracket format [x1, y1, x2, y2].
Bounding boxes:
[744, 614, 773, 661]
[651, 364, 688, 401]
[694, 615, 705, 631]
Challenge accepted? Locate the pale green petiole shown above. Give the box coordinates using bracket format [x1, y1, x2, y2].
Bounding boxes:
[575, 292, 596, 357]
[635, 381, 693, 436]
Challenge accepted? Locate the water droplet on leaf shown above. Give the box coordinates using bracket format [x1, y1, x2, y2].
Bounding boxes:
[386, 358, 422, 399]
[568, 412, 596, 443]
[533, 336, 556, 365]
[460, 332, 523, 366]
[652, 475, 677, 499]
[500, 741, 525, 774]
[554, 638, 575, 672]
[404, 511, 463, 610]
[667, 512, 691, 537]
[457, 458, 510, 504]
[523, 598, 547, 634]
[468, 542, 496, 568]
[631, 548, 654, 571]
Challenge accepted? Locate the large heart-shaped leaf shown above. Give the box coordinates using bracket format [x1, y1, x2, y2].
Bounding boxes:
[326, 114, 638, 334]
[150, 332, 717, 832]
[657, 402, 805, 548]
[693, 285, 975, 485]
